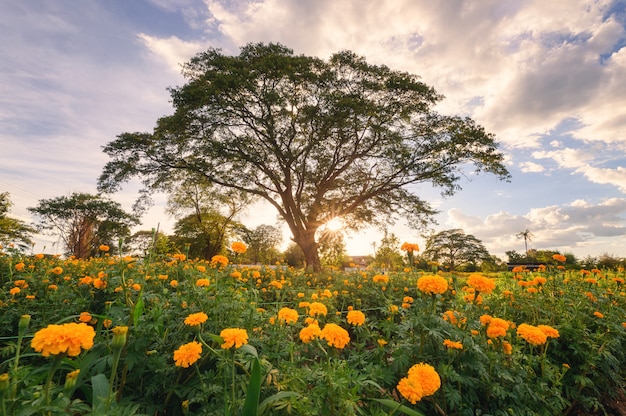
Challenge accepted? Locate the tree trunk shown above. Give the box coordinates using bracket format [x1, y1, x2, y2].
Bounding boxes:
[294, 228, 322, 272]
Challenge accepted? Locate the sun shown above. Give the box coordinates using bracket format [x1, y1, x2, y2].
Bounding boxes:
[325, 217, 343, 232]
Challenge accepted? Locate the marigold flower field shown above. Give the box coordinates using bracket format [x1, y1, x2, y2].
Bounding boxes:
[0, 247, 625, 415]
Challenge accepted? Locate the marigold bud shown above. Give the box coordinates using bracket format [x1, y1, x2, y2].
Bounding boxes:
[111, 326, 128, 349]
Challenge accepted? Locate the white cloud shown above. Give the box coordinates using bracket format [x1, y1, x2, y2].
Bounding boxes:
[519, 161, 545, 173]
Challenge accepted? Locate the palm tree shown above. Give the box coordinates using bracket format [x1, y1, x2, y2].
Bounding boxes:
[516, 229, 534, 256]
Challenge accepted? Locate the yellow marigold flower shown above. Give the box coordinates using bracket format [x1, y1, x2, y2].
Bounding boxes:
[407, 363, 441, 396]
[184, 312, 208, 327]
[220, 328, 248, 349]
[372, 274, 389, 284]
[15, 262, 25, 271]
[516, 323, 547, 346]
[538, 325, 559, 338]
[299, 301, 311, 309]
[466, 274, 496, 294]
[299, 324, 322, 343]
[31, 322, 95, 357]
[231, 241, 247, 254]
[79, 312, 92, 323]
[417, 274, 448, 295]
[231, 271, 242, 279]
[308, 302, 328, 317]
[9, 287, 21, 296]
[50, 266, 63, 275]
[297, 292, 305, 298]
[389, 305, 399, 314]
[277, 307, 299, 325]
[211, 255, 229, 268]
[377, 338, 388, 347]
[594, 311, 604, 319]
[131, 283, 141, 291]
[346, 310, 366, 326]
[397, 376, 423, 404]
[304, 317, 318, 325]
[443, 339, 463, 350]
[195, 278, 210, 287]
[173, 341, 202, 368]
[269, 280, 283, 289]
[99, 245, 110, 252]
[320, 323, 350, 349]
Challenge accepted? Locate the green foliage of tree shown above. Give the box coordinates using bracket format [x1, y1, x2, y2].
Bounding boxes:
[422, 228, 491, 271]
[0, 192, 35, 250]
[127, 229, 176, 259]
[317, 228, 348, 268]
[165, 181, 249, 260]
[240, 224, 282, 264]
[373, 232, 404, 270]
[283, 242, 305, 268]
[98, 43, 510, 271]
[28, 192, 138, 258]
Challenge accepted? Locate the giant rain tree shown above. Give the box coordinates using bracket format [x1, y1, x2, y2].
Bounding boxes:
[98, 43, 510, 271]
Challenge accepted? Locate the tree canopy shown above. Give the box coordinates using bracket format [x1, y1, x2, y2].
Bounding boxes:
[0, 192, 35, 250]
[422, 229, 491, 271]
[98, 43, 510, 271]
[28, 192, 139, 258]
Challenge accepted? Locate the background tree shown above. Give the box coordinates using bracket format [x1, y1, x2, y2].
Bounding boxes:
[98, 43, 510, 271]
[283, 242, 305, 268]
[165, 181, 250, 259]
[127, 229, 175, 259]
[373, 232, 404, 270]
[0, 192, 35, 250]
[517, 229, 534, 256]
[28, 192, 138, 258]
[422, 229, 491, 271]
[317, 227, 349, 269]
[240, 224, 282, 264]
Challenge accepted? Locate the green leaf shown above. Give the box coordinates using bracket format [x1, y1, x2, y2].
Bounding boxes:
[91, 373, 110, 414]
[257, 391, 301, 414]
[133, 297, 144, 327]
[371, 398, 426, 416]
[240, 356, 261, 416]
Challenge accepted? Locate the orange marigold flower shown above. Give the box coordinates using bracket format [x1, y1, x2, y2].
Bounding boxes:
[220, 328, 248, 349]
[400, 242, 419, 252]
[346, 310, 366, 326]
[277, 307, 299, 325]
[231, 241, 247, 254]
[15, 262, 25, 271]
[99, 245, 110, 252]
[79, 312, 92, 323]
[407, 363, 441, 396]
[211, 255, 229, 268]
[552, 254, 566, 262]
[308, 302, 328, 317]
[502, 341, 513, 355]
[35, 253, 44, 260]
[184, 312, 208, 327]
[170, 280, 178, 288]
[31, 322, 95, 357]
[443, 339, 463, 350]
[594, 311, 604, 319]
[397, 376, 423, 404]
[466, 274, 496, 294]
[320, 323, 350, 349]
[50, 267, 63, 275]
[93, 278, 107, 289]
[372, 274, 389, 284]
[173, 341, 202, 368]
[537, 325, 559, 338]
[417, 274, 448, 295]
[195, 278, 210, 287]
[442, 310, 458, 325]
[9, 287, 20, 296]
[516, 323, 547, 346]
[48, 284, 58, 290]
[299, 324, 322, 343]
[79, 276, 93, 285]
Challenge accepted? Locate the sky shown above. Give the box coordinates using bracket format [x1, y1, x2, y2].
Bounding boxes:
[1, 0, 626, 261]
